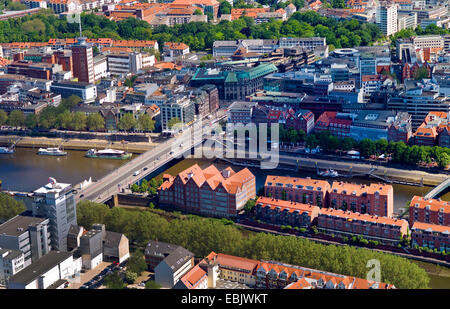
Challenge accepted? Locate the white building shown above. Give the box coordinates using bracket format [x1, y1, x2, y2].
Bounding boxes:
[94, 55, 109, 80]
[0, 249, 25, 286]
[376, 3, 398, 36]
[154, 246, 194, 288]
[7, 251, 82, 289]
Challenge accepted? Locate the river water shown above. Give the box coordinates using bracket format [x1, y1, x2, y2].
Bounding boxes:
[1, 148, 449, 288]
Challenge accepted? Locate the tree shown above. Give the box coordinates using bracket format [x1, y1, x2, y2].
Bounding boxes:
[7, 2, 27, 10]
[414, 67, 429, 80]
[118, 113, 137, 132]
[244, 198, 256, 213]
[127, 251, 147, 275]
[168, 117, 181, 130]
[87, 113, 105, 131]
[219, 0, 232, 16]
[76, 200, 111, 229]
[21, 19, 46, 34]
[131, 183, 140, 193]
[104, 271, 125, 289]
[194, 9, 203, 15]
[0, 110, 7, 125]
[124, 270, 138, 284]
[137, 114, 155, 132]
[0, 193, 26, 222]
[57, 110, 73, 129]
[24, 114, 37, 128]
[70, 112, 87, 131]
[145, 280, 161, 289]
[7, 110, 24, 127]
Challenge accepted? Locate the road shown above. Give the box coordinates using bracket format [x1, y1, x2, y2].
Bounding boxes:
[78, 112, 227, 203]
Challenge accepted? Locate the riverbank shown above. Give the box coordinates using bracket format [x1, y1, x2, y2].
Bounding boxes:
[0, 135, 156, 154]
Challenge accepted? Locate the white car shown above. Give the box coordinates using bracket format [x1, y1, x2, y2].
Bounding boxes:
[133, 170, 140, 176]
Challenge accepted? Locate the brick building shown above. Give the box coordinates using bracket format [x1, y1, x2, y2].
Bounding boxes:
[318, 208, 408, 245]
[264, 176, 330, 207]
[328, 182, 394, 218]
[158, 164, 256, 218]
[411, 222, 450, 252]
[254, 197, 321, 228]
[409, 196, 450, 226]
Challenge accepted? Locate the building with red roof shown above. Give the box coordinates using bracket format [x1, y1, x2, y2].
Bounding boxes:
[314, 111, 353, 139]
[254, 197, 321, 228]
[158, 164, 256, 218]
[177, 251, 396, 289]
[409, 195, 450, 226]
[411, 222, 450, 252]
[318, 207, 408, 244]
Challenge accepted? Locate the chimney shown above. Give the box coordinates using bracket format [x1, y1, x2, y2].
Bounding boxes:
[207, 261, 219, 289]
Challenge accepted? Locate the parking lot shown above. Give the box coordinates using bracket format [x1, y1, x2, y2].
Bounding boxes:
[67, 260, 127, 289]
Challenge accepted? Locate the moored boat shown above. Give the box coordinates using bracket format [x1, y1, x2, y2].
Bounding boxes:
[38, 147, 67, 156]
[85, 148, 132, 160]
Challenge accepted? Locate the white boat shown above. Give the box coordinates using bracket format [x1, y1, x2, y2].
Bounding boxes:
[0, 146, 14, 154]
[85, 148, 132, 160]
[317, 169, 339, 178]
[38, 147, 67, 156]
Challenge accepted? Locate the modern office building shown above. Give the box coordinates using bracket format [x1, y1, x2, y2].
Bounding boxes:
[71, 37, 95, 84]
[0, 215, 51, 267]
[159, 95, 195, 131]
[50, 81, 97, 103]
[376, 2, 398, 36]
[32, 178, 77, 252]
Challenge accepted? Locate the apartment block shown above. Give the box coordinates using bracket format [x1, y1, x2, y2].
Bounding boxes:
[318, 208, 408, 244]
[411, 222, 450, 252]
[158, 164, 256, 218]
[264, 176, 330, 207]
[254, 197, 321, 228]
[328, 182, 394, 217]
[409, 196, 450, 226]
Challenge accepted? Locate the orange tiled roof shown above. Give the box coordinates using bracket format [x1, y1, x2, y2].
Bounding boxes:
[231, 8, 269, 20]
[265, 175, 330, 191]
[256, 197, 320, 215]
[171, 0, 219, 6]
[319, 208, 408, 228]
[410, 196, 450, 214]
[215, 253, 259, 272]
[159, 164, 254, 194]
[411, 222, 450, 234]
[330, 181, 393, 196]
[164, 42, 189, 50]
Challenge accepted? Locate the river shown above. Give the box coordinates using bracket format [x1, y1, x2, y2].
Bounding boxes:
[1, 148, 449, 288]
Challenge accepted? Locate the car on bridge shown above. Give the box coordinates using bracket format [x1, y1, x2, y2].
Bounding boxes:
[133, 170, 140, 176]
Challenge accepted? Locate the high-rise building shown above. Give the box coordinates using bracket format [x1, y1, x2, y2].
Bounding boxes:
[71, 37, 95, 84]
[376, 3, 398, 36]
[32, 178, 77, 252]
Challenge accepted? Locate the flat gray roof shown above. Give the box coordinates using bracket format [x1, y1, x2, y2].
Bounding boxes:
[8, 251, 73, 286]
[0, 215, 47, 237]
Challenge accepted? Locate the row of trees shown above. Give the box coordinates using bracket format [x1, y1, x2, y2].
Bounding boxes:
[76, 200, 430, 289]
[0, 10, 384, 52]
[0, 193, 26, 223]
[131, 177, 163, 195]
[302, 130, 450, 169]
[1, 101, 155, 133]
